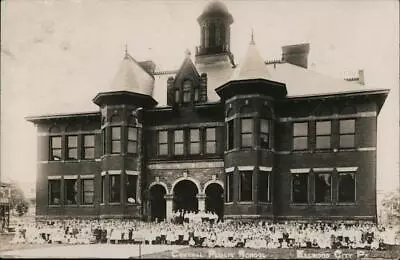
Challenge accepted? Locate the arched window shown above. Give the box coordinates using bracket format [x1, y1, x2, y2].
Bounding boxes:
[220, 24, 226, 49]
[209, 23, 216, 48]
[183, 80, 192, 103]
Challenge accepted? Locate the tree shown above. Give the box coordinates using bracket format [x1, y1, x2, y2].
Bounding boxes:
[381, 189, 400, 225]
[8, 181, 29, 217]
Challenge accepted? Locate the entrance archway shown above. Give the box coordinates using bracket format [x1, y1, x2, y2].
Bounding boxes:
[173, 180, 198, 213]
[149, 184, 166, 222]
[205, 183, 224, 219]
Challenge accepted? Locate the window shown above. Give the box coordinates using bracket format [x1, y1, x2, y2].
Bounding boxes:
[241, 118, 253, 148]
[260, 119, 270, 149]
[83, 134, 95, 159]
[126, 175, 138, 203]
[101, 175, 106, 203]
[174, 130, 184, 155]
[189, 129, 200, 155]
[127, 127, 138, 155]
[50, 136, 62, 161]
[314, 173, 332, 203]
[340, 119, 355, 148]
[158, 130, 168, 156]
[102, 129, 106, 155]
[174, 89, 180, 103]
[316, 121, 331, 149]
[67, 136, 78, 160]
[64, 179, 77, 205]
[194, 88, 199, 102]
[109, 175, 121, 203]
[240, 171, 252, 201]
[111, 127, 121, 154]
[183, 81, 191, 103]
[206, 128, 216, 154]
[292, 173, 308, 203]
[293, 122, 308, 151]
[225, 172, 233, 203]
[338, 172, 356, 202]
[81, 179, 94, 205]
[258, 172, 270, 202]
[48, 179, 61, 205]
[226, 120, 234, 150]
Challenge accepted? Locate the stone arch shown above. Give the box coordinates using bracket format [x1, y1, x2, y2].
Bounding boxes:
[149, 181, 169, 195]
[202, 179, 224, 194]
[171, 176, 202, 195]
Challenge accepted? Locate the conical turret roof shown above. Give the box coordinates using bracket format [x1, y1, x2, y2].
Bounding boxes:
[110, 51, 155, 96]
[231, 35, 271, 81]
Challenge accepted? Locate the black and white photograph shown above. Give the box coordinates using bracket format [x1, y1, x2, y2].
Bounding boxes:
[0, 0, 399, 258]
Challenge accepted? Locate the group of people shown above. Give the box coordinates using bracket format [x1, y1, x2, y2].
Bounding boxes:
[9, 217, 399, 251]
[172, 210, 219, 224]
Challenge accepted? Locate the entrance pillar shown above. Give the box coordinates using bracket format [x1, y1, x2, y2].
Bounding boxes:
[164, 194, 174, 222]
[197, 193, 206, 212]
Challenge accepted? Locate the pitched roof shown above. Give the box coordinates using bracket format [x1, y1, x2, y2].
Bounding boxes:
[110, 52, 155, 96]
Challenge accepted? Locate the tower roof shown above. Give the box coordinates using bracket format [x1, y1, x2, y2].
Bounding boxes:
[109, 51, 155, 96]
[198, 0, 233, 23]
[230, 36, 271, 81]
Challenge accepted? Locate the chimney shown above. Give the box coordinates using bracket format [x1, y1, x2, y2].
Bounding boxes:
[281, 43, 310, 69]
[138, 60, 156, 75]
[358, 69, 365, 85]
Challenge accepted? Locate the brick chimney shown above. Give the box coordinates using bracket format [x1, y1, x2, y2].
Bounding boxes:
[281, 43, 310, 69]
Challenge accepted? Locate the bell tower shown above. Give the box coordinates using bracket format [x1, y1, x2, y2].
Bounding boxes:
[195, 0, 235, 65]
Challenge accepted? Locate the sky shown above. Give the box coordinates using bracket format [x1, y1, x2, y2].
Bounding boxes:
[1, 0, 399, 200]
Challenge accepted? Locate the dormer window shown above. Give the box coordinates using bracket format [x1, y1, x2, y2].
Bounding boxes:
[174, 89, 180, 103]
[194, 88, 199, 102]
[183, 80, 192, 103]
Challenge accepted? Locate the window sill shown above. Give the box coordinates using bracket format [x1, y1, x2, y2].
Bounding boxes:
[100, 203, 105, 206]
[108, 202, 121, 206]
[224, 148, 240, 154]
[313, 202, 333, 206]
[65, 204, 78, 207]
[291, 150, 312, 154]
[339, 148, 357, 152]
[258, 201, 272, 205]
[80, 204, 94, 207]
[224, 202, 234, 205]
[238, 201, 254, 205]
[289, 203, 309, 206]
[336, 202, 357, 206]
[48, 205, 62, 208]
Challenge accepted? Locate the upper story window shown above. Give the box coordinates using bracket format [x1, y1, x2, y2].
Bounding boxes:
[158, 130, 168, 156]
[189, 129, 200, 155]
[340, 119, 355, 148]
[206, 128, 216, 154]
[314, 172, 332, 203]
[338, 172, 356, 203]
[174, 130, 184, 155]
[66, 135, 78, 160]
[127, 127, 138, 155]
[183, 80, 192, 103]
[260, 119, 270, 149]
[293, 122, 308, 151]
[316, 121, 331, 150]
[111, 126, 121, 154]
[83, 134, 95, 160]
[226, 120, 234, 150]
[292, 173, 308, 203]
[194, 88, 200, 102]
[174, 89, 180, 103]
[240, 118, 253, 148]
[50, 136, 62, 161]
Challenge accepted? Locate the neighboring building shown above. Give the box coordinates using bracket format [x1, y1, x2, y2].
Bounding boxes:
[27, 1, 389, 222]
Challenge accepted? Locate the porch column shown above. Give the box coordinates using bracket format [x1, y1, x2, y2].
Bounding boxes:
[197, 193, 206, 212]
[164, 194, 174, 222]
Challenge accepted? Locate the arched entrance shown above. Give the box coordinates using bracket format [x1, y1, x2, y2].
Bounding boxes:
[149, 184, 166, 222]
[205, 183, 224, 220]
[173, 180, 198, 213]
